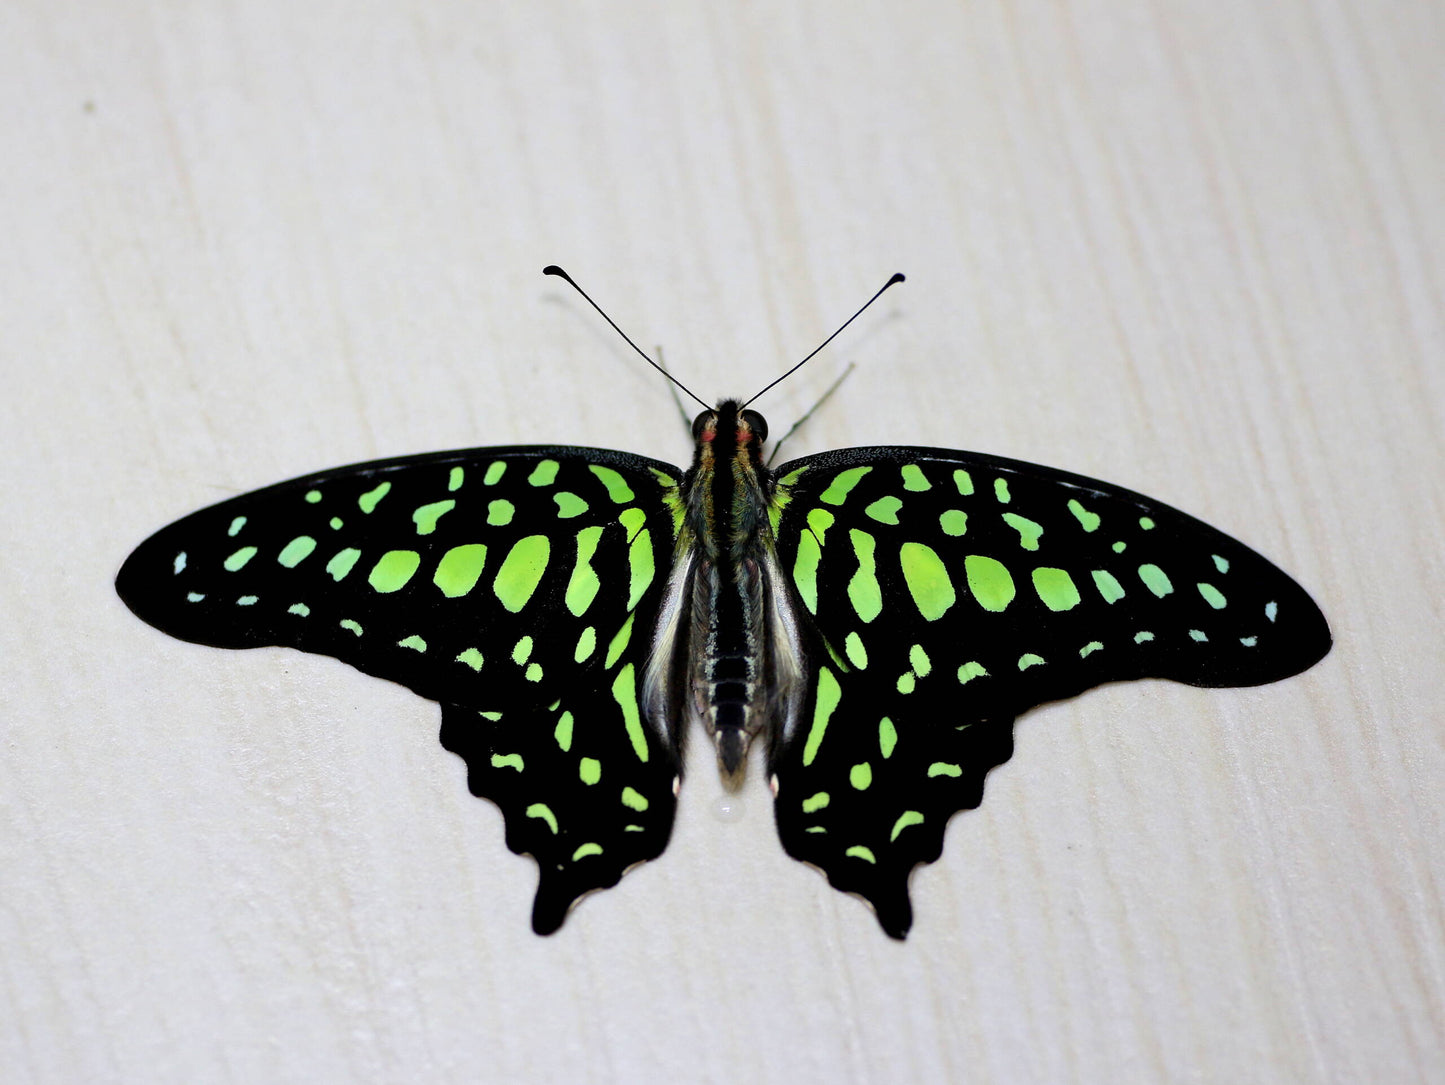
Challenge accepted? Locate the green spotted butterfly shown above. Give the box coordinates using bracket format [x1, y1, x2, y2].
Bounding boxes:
[116, 270, 1331, 937]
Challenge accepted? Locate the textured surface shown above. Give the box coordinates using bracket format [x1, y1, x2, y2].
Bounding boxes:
[2, 2, 1442, 1083]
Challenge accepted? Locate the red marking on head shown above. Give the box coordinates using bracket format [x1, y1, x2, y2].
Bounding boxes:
[700, 429, 715, 442]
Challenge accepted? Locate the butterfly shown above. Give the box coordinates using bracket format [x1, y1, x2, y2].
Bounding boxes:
[116, 269, 1331, 938]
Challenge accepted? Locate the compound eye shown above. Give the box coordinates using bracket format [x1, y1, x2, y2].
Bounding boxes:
[740, 410, 768, 442]
[691, 410, 714, 440]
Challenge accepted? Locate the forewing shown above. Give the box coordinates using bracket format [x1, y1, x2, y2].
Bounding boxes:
[769, 446, 1331, 936]
[117, 445, 684, 932]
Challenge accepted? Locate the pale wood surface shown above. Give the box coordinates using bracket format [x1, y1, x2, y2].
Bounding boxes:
[2, 3, 1441, 1082]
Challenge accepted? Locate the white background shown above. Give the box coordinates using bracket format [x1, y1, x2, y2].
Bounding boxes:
[3, 2, 1441, 1082]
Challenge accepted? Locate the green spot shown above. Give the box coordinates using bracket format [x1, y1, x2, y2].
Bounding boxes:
[554, 711, 574, 751]
[398, 635, 427, 652]
[804, 827, 827, 834]
[928, 762, 962, 778]
[277, 536, 317, 567]
[456, 648, 484, 671]
[611, 664, 648, 761]
[526, 804, 558, 834]
[304, 490, 322, 504]
[621, 787, 648, 812]
[1266, 601, 1278, 622]
[1080, 641, 1104, 658]
[490, 752, 523, 772]
[186, 592, 204, 602]
[901, 464, 931, 491]
[223, 546, 258, 572]
[566, 526, 603, 616]
[326, 548, 361, 580]
[820, 466, 872, 505]
[844, 631, 868, 669]
[434, 544, 486, 597]
[1241, 636, 1258, 647]
[1189, 629, 1208, 642]
[957, 660, 988, 683]
[803, 668, 841, 767]
[890, 811, 924, 842]
[579, 757, 601, 785]
[939, 509, 968, 536]
[1112, 541, 1127, 553]
[528, 459, 559, 486]
[358, 481, 391, 513]
[900, 542, 956, 621]
[1002, 512, 1043, 550]
[339, 619, 362, 636]
[589, 465, 635, 503]
[794, 530, 822, 614]
[480, 712, 502, 721]
[845, 846, 877, 864]
[1092, 569, 1126, 604]
[847, 530, 882, 622]
[802, 792, 830, 814]
[329, 517, 343, 530]
[227, 516, 246, 537]
[236, 595, 257, 606]
[806, 507, 836, 540]
[1068, 499, 1101, 531]
[1198, 582, 1227, 609]
[1139, 563, 1174, 597]
[574, 626, 596, 663]
[413, 500, 455, 535]
[524, 664, 542, 683]
[493, 536, 550, 612]
[865, 495, 903, 524]
[779, 466, 809, 487]
[486, 499, 514, 526]
[1135, 631, 1155, 643]
[994, 478, 1011, 503]
[966, 554, 1015, 611]
[287, 603, 309, 616]
[572, 843, 603, 861]
[879, 718, 897, 758]
[623, 514, 654, 610]
[908, 644, 931, 676]
[512, 636, 533, 665]
[604, 613, 634, 668]
[953, 469, 974, 496]
[554, 491, 588, 518]
[1139, 516, 1155, 530]
[1213, 554, 1230, 574]
[849, 763, 873, 790]
[1032, 567, 1081, 611]
[448, 466, 464, 491]
[1018, 653, 1045, 670]
[369, 550, 420, 593]
[483, 461, 506, 485]
[896, 672, 916, 694]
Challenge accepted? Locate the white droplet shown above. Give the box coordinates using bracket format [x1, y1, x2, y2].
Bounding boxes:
[713, 795, 745, 823]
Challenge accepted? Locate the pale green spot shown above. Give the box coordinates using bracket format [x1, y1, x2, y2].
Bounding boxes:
[448, 466, 464, 491]
[491, 752, 523, 772]
[572, 843, 603, 861]
[480, 712, 502, 721]
[1240, 636, 1258, 647]
[845, 846, 876, 863]
[579, 757, 601, 785]
[850, 762, 873, 790]
[844, 631, 868, 669]
[1112, 541, 1127, 553]
[1032, 567, 1081, 611]
[1068, 499, 1101, 532]
[287, 603, 309, 616]
[865, 495, 903, 524]
[456, 648, 484, 671]
[223, 546, 257, 572]
[779, 466, 809, 487]
[567, 526, 603, 616]
[958, 660, 988, 683]
[803, 668, 841, 767]
[1213, 554, 1230, 574]
[554, 711, 574, 751]
[879, 718, 897, 758]
[305, 490, 322, 504]
[554, 491, 588, 518]
[575, 626, 596, 663]
[994, 477, 1011, 503]
[847, 530, 882, 623]
[589, 465, 634, 503]
[939, 509, 968, 536]
[329, 517, 343, 530]
[901, 464, 931, 491]
[1189, 629, 1208, 642]
[413, 500, 455, 535]
[512, 636, 533, 665]
[526, 804, 558, 834]
[1092, 569, 1126, 604]
[953, 469, 974, 496]
[624, 825, 645, 832]
[928, 762, 962, 778]
[186, 592, 204, 601]
[524, 664, 541, 684]
[820, 466, 871, 505]
[1139, 563, 1174, 597]
[890, 811, 925, 842]
[1135, 630, 1155, 643]
[1139, 516, 1155, 530]
[900, 542, 955, 621]
[802, 792, 830, 814]
[277, 536, 317, 567]
[493, 536, 550, 612]
[326, 548, 361, 581]
[369, 550, 420, 593]
[1266, 601, 1278, 622]
[339, 619, 363, 636]
[1080, 641, 1104, 658]
[434, 544, 486, 597]
[1198, 582, 1227, 609]
[398, 635, 427, 652]
[236, 595, 258, 606]
[604, 613, 634, 668]
[621, 787, 648, 812]
[487, 499, 515, 526]
[358, 481, 390, 513]
[966, 554, 1015, 611]
[611, 664, 648, 761]
[483, 461, 506, 485]
[528, 459, 559, 486]
[227, 516, 246, 537]
[1018, 653, 1045, 670]
[1002, 512, 1043, 550]
[897, 672, 916, 695]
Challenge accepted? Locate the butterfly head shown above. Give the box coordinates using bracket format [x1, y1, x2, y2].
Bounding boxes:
[691, 399, 769, 456]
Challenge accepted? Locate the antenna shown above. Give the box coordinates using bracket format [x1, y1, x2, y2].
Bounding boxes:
[543, 265, 711, 411]
[742, 273, 905, 408]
